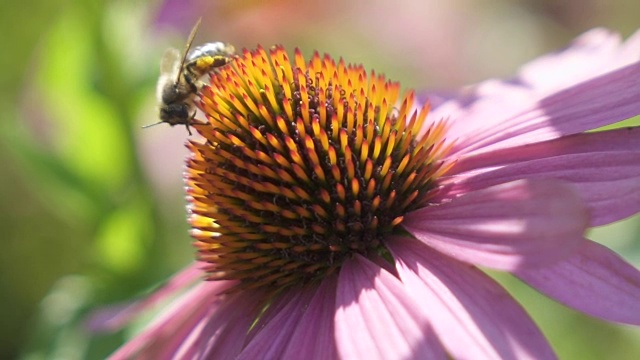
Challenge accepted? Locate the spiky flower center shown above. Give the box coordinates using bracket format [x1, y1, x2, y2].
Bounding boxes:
[186, 46, 452, 293]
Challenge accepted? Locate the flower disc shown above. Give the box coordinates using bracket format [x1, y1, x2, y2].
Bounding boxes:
[186, 46, 453, 293]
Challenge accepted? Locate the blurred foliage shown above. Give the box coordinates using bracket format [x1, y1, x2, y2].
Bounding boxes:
[0, 0, 638, 359]
[0, 1, 192, 359]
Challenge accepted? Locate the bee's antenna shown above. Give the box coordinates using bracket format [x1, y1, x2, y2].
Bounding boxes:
[142, 121, 164, 129]
[142, 121, 194, 135]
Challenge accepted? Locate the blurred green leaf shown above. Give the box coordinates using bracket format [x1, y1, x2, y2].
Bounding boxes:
[37, 12, 132, 193]
[94, 198, 152, 273]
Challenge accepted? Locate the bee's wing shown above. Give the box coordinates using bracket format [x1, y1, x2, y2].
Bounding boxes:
[155, 18, 201, 102]
[157, 48, 181, 101]
[224, 43, 236, 56]
[160, 47, 181, 75]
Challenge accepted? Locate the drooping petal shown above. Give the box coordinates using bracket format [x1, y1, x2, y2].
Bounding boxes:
[187, 289, 266, 360]
[239, 279, 339, 360]
[426, 29, 640, 157]
[518, 28, 639, 92]
[335, 255, 446, 360]
[447, 62, 640, 156]
[444, 127, 640, 226]
[515, 239, 640, 325]
[237, 287, 318, 360]
[448, 126, 640, 174]
[88, 263, 203, 332]
[282, 277, 339, 360]
[404, 179, 589, 271]
[388, 236, 556, 360]
[109, 280, 233, 360]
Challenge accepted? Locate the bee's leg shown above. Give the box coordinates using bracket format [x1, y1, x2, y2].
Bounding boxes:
[183, 69, 199, 93]
[188, 78, 206, 93]
[185, 111, 194, 136]
[185, 109, 198, 136]
[211, 55, 231, 68]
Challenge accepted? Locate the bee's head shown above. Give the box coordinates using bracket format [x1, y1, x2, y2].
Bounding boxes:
[160, 103, 193, 126]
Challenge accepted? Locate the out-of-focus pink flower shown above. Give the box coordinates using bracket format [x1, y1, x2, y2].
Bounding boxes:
[98, 28, 640, 359]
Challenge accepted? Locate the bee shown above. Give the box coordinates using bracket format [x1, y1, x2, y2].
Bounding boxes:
[145, 18, 235, 135]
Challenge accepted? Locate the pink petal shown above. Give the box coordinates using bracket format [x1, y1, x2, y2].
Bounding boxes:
[238, 287, 318, 360]
[388, 236, 555, 360]
[282, 277, 339, 360]
[426, 28, 640, 158]
[109, 281, 230, 360]
[88, 263, 203, 332]
[617, 29, 640, 66]
[444, 127, 640, 226]
[515, 239, 640, 325]
[445, 62, 640, 156]
[335, 255, 446, 360]
[426, 80, 537, 155]
[187, 289, 266, 360]
[404, 179, 589, 271]
[449, 126, 640, 174]
[518, 28, 626, 92]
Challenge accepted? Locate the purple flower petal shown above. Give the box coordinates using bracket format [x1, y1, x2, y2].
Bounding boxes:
[449, 126, 640, 174]
[443, 62, 640, 156]
[404, 179, 589, 271]
[444, 127, 640, 226]
[389, 236, 556, 360]
[426, 29, 640, 157]
[282, 277, 339, 360]
[240, 279, 339, 360]
[109, 281, 230, 360]
[189, 289, 265, 360]
[515, 239, 640, 325]
[238, 287, 318, 359]
[87, 264, 203, 332]
[518, 28, 638, 92]
[336, 255, 446, 360]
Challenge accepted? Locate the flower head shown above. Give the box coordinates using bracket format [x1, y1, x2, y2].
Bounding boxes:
[187, 46, 453, 294]
[103, 29, 640, 359]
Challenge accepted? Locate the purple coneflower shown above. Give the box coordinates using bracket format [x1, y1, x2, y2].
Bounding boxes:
[103, 28, 640, 359]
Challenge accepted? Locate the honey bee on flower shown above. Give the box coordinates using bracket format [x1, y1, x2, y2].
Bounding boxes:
[100, 24, 640, 359]
[146, 18, 235, 135]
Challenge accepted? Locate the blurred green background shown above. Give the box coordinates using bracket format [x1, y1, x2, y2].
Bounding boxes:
[0, 0, 638, 359]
